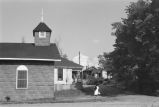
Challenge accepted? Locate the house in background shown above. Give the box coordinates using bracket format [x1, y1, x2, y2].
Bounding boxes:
[73, 53, 99, 69]
[102, 70, 112, 79]
[54, 57, 83, 91]
[0, 20, 61, 101]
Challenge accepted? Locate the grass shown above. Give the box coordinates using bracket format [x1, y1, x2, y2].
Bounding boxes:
[55, 89, 85, 97]
[54, 84, 125, 98]
[1, 85, 159, 104]
[0, 84, 144, 104]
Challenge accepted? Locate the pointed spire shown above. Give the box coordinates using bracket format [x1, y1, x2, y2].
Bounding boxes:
[41, 8, 44, 22]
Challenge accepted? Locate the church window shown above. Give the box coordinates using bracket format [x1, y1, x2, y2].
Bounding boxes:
[16, 65, 28, 89]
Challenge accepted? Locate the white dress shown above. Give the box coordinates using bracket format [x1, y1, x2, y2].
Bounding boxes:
[94, 86, 100, 96]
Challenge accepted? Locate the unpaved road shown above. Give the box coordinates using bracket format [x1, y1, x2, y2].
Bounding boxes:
[1, 95, 159, 107]
[1, 102, 159, 107]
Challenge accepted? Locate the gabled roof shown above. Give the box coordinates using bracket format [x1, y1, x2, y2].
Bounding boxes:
[55, 57, 83, 70]
[0, 43, 61, 61]
[33, 22, 52, 36]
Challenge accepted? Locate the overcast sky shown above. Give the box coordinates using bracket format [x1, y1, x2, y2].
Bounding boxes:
[0, 0, 137, 60]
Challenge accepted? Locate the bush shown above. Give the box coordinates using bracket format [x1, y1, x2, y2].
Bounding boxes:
[98, 84, 123, 96]
[81, 86, 95, 95]
[5, 96, 10, 102]
[86, 76, 97, 85]
[138, 78, 157, 95]
[126, 78, 158, 95]
[75, 81, 83, 89]
[86, 76, 104, 85]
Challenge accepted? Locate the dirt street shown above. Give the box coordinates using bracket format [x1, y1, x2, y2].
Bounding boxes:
[1, 95, 159, 107]
[1, 102, 159, 107]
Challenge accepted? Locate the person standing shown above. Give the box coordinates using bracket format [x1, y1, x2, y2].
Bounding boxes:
[94, 85, 100, 96]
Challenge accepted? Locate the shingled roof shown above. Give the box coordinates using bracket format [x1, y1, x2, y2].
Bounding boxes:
[0, 43, 61, 61]
[55, 57, 83, 70]
[33, 22, 52, 36]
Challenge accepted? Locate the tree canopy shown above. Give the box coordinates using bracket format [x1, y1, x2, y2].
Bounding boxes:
[99, 0, 159, 95]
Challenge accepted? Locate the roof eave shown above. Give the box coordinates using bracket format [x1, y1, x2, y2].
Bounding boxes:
[0, 58, 61, 62]
[33, 31, 52, 36]
[54, 66, 83, 69]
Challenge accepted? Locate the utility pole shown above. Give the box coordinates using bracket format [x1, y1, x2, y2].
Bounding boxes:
[79, 51, 80, 65]
[79, 51, 83, 83]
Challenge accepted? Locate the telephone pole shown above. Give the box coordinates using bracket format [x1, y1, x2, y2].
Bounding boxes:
[79, 51, 80, 65]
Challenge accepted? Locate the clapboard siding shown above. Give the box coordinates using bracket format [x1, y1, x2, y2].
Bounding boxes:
[34, 32, 51, 46]
[0, 63, 55, 101]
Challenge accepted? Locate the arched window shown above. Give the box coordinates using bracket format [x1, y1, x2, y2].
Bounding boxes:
[16, 65, 28, 89]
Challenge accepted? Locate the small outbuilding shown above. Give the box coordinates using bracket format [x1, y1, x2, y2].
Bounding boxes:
[54, 57, 83, 91]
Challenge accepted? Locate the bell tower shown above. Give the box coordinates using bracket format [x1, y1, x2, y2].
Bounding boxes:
[33, 9, 52, 46]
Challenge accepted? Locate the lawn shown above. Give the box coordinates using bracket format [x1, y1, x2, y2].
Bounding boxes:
[2, 84, 158, 104]
[55, 84, 125, 97]
[55, 89, 85, 97]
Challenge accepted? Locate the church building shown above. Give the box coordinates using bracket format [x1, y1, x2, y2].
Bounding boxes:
[0, 20, 61, 101]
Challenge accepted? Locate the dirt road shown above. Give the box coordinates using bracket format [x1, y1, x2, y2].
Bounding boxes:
[1, 102, 159, 107]
[1, 95, 159, 107]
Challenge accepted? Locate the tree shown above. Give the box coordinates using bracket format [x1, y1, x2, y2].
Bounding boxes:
[100, 0, 159, 94]
[98, 53, 113, 78]
[54, 38, 68, 59]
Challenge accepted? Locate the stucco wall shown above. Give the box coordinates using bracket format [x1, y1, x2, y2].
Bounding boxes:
[0, 63, 55, 101]
[54, 84, 76, 91]
[54, 68, 73, 85]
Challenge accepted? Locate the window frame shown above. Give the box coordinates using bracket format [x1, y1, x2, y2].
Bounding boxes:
[58, 68, 63, 81]
[39, 32, 46, 38]
[16, 65, 28, 89]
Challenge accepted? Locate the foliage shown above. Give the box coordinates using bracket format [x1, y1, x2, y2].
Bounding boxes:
[98, 53, 113, 76]
[75, 81, 83, 90]
[100, 0, 159, 95]
[54, 38, 68, 59]
[98, 84, 124, 96]
[86, 76, 104, 85]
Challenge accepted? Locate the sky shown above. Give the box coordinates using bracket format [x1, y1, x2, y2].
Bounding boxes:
[0, 0, 137, 60]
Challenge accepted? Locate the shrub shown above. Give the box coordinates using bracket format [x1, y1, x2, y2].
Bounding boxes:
[81, 86, 95, 95]
[138, 78, 157, 95]
[86, 76, 97, 85]
[97, 77, 104, 84]
[98, 84, 123, 96]
[5, 96, 10, 102]
[126, 77, 158, 95]
[75, 81, 83, 89]
[86, 76, 104, 85]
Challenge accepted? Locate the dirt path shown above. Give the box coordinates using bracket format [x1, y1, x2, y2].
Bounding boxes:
[1, 95, 159, 107]
[1, 101, 159, 107]
[114, 95, 159, 103]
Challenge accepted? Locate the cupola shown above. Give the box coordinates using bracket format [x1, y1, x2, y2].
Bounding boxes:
[33, 9, 52, 46]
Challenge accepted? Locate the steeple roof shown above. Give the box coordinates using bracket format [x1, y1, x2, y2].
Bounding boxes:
[33, 22, 52, 36]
